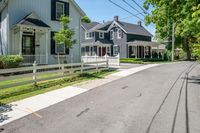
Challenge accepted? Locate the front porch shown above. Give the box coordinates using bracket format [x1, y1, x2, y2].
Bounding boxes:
[12, 12, 50, 65]
[128, 41, 165, 59]
[81, 41, 112, 57]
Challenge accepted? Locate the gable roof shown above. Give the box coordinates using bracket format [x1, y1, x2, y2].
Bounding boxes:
[16, 12, 50, 28]
[81, 22, 100, 31]
[82, 20, 153, 37]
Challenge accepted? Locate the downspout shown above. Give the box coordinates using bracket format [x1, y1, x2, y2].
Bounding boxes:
[79, 16, 81, 62]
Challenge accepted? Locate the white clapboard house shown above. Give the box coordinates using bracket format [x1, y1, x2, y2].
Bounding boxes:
[0, 0, 85, 65]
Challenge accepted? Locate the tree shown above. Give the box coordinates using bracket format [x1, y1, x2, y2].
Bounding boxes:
[53, 15, 76, 64]
[144, 0, 200, 60]
[81, 16, 91, 23]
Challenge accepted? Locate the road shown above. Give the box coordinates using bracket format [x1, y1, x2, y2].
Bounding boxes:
[1, 62, 200, 133]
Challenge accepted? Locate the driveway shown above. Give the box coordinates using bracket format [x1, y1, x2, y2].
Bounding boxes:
[1, 62, 200, 133]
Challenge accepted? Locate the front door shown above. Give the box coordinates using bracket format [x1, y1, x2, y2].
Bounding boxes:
[22, 35, 35, 55]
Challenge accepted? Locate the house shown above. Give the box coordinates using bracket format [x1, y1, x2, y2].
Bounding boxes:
[81, 16, 164, 59]
[0, 0, 85, 65]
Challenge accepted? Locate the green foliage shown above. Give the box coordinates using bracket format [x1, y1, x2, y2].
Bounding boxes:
[0, 55, 23, 69]
[53, 15, 76, 49]
[120, 58, 168, 64]
[81, 16, 91, 23]
[193, 43, 200, 61]
[144, 0, 200, 60]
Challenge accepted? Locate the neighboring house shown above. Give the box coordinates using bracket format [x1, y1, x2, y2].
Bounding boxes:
[81, 16, 164, 59]
[0, 0, 85, 65]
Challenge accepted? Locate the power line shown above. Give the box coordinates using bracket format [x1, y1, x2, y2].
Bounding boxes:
[121, 0, 145, 17]
[130, 0, 149, 15]
[108, 0, 144, 22]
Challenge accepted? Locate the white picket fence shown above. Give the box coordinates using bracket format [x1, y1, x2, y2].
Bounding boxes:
[81, 54, 120, 66]
[0, 61, 108, 89]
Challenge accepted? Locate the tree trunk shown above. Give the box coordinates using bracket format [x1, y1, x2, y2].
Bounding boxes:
[184, 38, 191, 60]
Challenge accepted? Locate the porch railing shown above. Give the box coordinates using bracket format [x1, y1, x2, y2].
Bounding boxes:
[81, 54, 120, 66]
[22, 55, 46, 65]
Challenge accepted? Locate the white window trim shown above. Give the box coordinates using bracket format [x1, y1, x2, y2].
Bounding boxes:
[99, 32, 104, 39]
[117, 29, 122, 39]
[110, 30, 114, 40]
[85, 32, 93, 40]
[56, 2, 65, 20]
[55, 43, 66, 54]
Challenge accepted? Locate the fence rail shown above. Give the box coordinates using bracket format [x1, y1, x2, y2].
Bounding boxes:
[0, 61, 109, 89]
[81, 54, 120, 66]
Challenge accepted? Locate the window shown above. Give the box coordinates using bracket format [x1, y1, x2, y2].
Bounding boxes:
[55, 43, 65, 54]
[117, 29, 122, 39]
[85, 32, 94, 39]
[113, 45, 120, 55]
[110, 30, 114, 40]
[99, 32, 104, 39]
[56, 2, 65, 20]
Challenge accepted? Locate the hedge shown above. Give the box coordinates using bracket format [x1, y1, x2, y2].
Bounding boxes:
[0, 55, 23, 69]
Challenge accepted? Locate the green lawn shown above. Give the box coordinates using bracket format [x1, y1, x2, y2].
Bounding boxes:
[0, 70, 116, 104]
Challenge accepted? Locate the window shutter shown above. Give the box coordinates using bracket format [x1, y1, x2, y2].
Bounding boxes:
[51, 32, 56, 55]
[65, 48, 70, 55]
[64, 2, 70, 16]
[51, 0, 56, 20]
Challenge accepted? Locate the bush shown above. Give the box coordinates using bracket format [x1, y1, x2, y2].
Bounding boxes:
[0, 55, 23, 69]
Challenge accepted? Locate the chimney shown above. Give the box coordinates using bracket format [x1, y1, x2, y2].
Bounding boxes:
[138, 21, 142, 26]
[114, 16, 119, 22]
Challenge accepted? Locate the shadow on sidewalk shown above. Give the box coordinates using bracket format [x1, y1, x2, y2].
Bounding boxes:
[0, 103, 15, 123]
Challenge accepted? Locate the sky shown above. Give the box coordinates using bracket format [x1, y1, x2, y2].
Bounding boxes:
[75, 0, 156, 35]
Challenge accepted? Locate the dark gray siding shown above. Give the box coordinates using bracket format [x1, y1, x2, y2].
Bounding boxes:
[127, 34, 151, 42]
[111, 27, 127, 58]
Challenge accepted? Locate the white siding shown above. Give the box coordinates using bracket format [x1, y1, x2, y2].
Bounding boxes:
[7, 0, 82, 64]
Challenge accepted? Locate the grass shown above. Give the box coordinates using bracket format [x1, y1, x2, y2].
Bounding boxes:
[120, 58, 171, 64]
[0, 69, 116, 104]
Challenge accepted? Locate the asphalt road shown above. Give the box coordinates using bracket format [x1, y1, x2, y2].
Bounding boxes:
[1, 62, 200, 133]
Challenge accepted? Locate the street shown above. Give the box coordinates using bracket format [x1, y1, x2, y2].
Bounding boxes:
[1, 62, 200, 133]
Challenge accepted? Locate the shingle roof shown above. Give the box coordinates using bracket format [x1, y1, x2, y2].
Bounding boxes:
[82, 20, 153, 37]
[81, 22, 100, 31]
[118, 21, 153, 37]
[17, 12, 50, 28]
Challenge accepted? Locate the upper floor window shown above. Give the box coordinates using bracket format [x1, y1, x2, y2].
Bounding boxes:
[110, 30, 114, 40]
[56, 2, 65, 20]
[99, 32, 104, 39]
[117, 29, 122, 39]
[85, 32, 94, 39]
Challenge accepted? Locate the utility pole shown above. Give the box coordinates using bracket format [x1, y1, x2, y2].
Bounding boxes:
[172, 23, 175, 62]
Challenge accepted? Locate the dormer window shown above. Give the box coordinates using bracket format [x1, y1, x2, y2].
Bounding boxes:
[99, 32, 104, 39]
[110, 30, 114, 40]
[56, 2, 65, 20]
[85, 32, 94, 39]
[117, 29, 122, 39]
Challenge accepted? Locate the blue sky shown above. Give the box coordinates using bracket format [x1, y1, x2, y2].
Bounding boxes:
[75, 0, 155, 35]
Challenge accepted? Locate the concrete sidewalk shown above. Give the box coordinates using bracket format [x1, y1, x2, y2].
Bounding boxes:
[0, 64, 159, 126]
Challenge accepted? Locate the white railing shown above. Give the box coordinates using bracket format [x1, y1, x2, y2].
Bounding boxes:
[0, 61, 108, 89]
[81, 54, 120, 66]
[22, 55, 46, 65]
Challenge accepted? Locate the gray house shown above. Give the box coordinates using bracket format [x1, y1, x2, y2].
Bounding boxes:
[0, 0, 85, 65]
[81, 16, 163, 59]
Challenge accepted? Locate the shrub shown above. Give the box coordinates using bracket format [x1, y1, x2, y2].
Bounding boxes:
[0, 55, 23, 69]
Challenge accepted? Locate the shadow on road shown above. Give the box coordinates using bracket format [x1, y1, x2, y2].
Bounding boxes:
[188, 75, 200, 85]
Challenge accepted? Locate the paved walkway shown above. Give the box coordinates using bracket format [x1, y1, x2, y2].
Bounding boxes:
[0, 64, 159, 126]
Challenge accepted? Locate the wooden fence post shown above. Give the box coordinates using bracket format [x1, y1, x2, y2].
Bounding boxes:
[106, 60, 109, 69]
[33, 61, 37, 86]
[62, 65, 65, 75]
[81, 63, 84, 73]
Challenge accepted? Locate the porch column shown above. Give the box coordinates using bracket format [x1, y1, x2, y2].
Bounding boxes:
[135, 46, 138, 58]
[101, 46, 103, 56]
[45, 32, 48, 64]
[19, 29, 23, 55]
[97, 46, 99, 56]
[89, 46, 91, 56]
[144, 46, 146, 58]
[151, 46, 153, 58]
